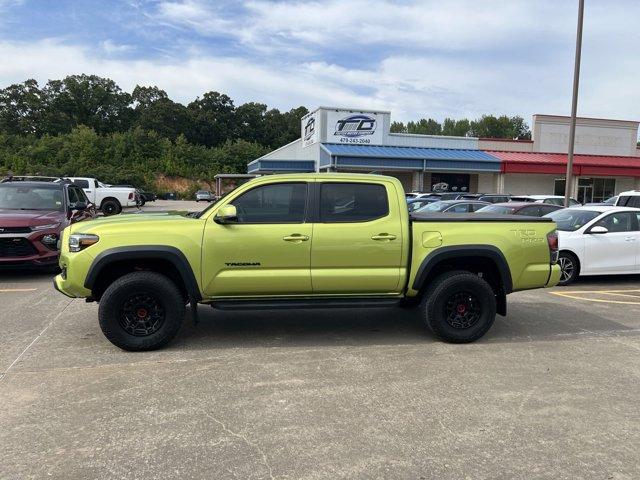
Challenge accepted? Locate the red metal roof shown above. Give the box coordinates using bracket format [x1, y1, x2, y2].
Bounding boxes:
[488, 151, 640, 177]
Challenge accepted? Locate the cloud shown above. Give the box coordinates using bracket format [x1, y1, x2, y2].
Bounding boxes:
[1, 1, 640, 125]
[100, 40, 133, 55]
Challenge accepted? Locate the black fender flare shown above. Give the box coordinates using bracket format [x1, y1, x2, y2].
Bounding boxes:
[411, 245, 513, 294]
[84, 245, 201, 301]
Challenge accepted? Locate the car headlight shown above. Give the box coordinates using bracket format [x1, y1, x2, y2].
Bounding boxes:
[32, 223, 60, 231]
[69, 233, 99, 252]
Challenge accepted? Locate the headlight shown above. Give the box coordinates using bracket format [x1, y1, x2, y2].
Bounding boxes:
[32, 223, 60, 231]
[69, 233, 99, 252]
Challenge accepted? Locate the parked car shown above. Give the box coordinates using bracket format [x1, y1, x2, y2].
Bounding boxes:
[0, 179, 94, 269]
[459, 193, 512, 204]
[585, 196, 618, 206]
[61, 177, 139, 215]
[406, 192, 462, 201]
[544, 206, 640, 285]
[415, 200, 490, 214]
[615, 190, 640, 208]
[510, 195, 581, 206]
[195, 190, 215, 202]
[476, 202, 563, 217]
[407, 197, 438, 212]
[53, 173, 560, 351]
[110, 185, 156, 206]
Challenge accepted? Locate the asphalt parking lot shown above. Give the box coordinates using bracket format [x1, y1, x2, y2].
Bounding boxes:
[1, 203, 639, 479]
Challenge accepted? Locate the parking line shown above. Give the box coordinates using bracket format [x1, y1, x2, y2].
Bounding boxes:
[0, 288, 38, 293]
[551, 289, 640, 305]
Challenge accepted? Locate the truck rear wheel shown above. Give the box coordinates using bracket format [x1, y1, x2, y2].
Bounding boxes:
[98, 271, 185, 351]
[423, 271, 496, 343]
[101, 199, 122, 216]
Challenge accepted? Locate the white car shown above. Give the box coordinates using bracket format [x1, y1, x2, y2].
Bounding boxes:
[61, 177, 139, 215]
[511, 195, 581, 206]
[545, 206, 640, 285]
[615, 190, 640, 208]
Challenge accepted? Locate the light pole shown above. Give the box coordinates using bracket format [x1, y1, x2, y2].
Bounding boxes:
[564, 0, 585, 207]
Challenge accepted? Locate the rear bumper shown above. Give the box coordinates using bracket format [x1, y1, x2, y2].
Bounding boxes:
[546, 264, 561, 287]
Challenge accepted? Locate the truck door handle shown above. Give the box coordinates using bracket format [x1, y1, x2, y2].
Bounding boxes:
[283, 234, 309, 242]
[625, 236, 636, 242]
[371, 233, 397, 241]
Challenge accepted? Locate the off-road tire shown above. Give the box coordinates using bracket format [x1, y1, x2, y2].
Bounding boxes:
[557, 251, 579, 286]
[98, 271, 185, 351]
[422, 271, 497, 343]
[101, 199, 122, 216]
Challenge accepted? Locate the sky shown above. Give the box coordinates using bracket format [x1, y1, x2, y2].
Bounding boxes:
[0, 0, 638, 123]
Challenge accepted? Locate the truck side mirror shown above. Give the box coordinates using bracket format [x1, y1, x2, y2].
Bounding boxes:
[588, 225, 608, 234]
[214, 204, 238, 224]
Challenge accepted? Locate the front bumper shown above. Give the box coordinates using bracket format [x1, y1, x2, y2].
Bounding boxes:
[0, 231, 60, 267]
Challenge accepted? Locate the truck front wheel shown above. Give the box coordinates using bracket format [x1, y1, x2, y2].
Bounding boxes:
[423, 271, 497, 343]
[98, 271, 185, 351]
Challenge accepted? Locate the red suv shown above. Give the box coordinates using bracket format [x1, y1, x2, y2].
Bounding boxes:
[0, 178, 95, 269]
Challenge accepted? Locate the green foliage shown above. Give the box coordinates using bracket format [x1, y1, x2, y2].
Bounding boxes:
[0, 74, 534, 192]
[469, 115, 531, 139]
[388, 115, 528, 139]
[0, 127, 268, 191]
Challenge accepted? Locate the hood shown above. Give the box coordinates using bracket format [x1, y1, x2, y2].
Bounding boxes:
[70, 210, 196, 232]
[0, 209, 65, 228]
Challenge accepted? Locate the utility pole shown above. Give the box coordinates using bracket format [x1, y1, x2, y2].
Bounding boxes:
[564, 0, 585, 207]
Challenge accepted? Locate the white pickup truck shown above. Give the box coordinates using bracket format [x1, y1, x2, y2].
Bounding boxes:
[63, 177, 139, 215]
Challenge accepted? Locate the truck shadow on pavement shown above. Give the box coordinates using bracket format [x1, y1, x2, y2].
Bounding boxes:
[173, 298, 638, 351]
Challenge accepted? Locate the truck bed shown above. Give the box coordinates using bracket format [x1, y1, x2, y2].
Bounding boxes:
[410, 213, 554, 223]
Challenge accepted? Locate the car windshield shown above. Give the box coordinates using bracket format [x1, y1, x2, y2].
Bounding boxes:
[476, 205, 515, 214]
[545, 208, 600, 231]
[603, 196, 618, 205]
[416, 201, 449, 213]
[0, 185, 64, 211]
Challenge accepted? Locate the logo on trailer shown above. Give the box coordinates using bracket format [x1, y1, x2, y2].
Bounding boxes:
[303, 117, 316, 141]
[334, 114, 376, 137]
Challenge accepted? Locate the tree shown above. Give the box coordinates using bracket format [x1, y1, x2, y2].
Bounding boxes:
[40, 75, 134, 135]
[469, 115, 531, 139]
[406, 118, 442, 135]
[442, 118, 471, 137]
[0, 79, 44, 135]
[390, 121, 407, 133]
[188, 91, 235, 147]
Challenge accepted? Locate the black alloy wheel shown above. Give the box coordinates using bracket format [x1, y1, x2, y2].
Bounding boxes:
[119, 293, 165, 336]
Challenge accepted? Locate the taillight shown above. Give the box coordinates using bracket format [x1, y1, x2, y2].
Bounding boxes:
[547, 230, 559, 264]
[128, 192, 134, 200]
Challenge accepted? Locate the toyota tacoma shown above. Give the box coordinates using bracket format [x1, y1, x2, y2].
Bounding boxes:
[54, 173, 561, 350]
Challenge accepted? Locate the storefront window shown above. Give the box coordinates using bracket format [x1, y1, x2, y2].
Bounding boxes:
[430, 173, 470, 193]
[555, 178, 616, 203]
[554, 179, 565, 196]
[577, 178, 616, 204]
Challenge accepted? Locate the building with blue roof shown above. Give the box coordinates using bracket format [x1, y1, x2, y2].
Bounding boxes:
[247, 108, 640, 200]
[248, 107, 502, 194]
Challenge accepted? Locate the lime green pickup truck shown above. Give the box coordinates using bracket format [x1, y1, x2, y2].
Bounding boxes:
[54, 173, 561, 350]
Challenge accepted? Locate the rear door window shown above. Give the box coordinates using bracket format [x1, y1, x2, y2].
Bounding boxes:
[73, 179, 89, 189]
[320, 183, 388, 222]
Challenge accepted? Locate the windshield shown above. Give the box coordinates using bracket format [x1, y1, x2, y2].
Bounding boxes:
[545, 208, 600, 231]
[0, 185, 64, 211]
[476, 205, 515, 214]
[416, 201, 449, 213]
[603, 196, 617, 205]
